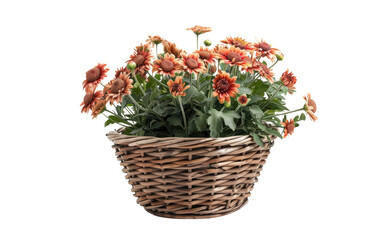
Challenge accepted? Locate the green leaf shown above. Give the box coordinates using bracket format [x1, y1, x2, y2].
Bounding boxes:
[264, 127, 283, 139]
[250, 132, 264, 148]
[194, 113, 208, 132]
[167, 116, 183, 127]
[300, 113, 306, 121]
[104, 115, 128, 127]
[238, 86, 252, 95]
[221, 110, 240, 130]
[183, 85, 197, 104]
[207, 109, 223, 138]
[249, 105, 264, 119]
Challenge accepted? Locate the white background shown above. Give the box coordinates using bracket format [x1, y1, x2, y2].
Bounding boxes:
[1, 0, 381, 239]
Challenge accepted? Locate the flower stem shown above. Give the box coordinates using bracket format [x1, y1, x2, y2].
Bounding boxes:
[235, 105, 241, 111]
[148, 72, 168, 88]
[131, 71, 146, 95]
[196, 35, 199, 49]
[196, 73, 201, 90]
[269, 59, 278, 69]
[261, 84, 283, 109]
[155, 44, 158, 58]
[263, 108, 305, 120]
[178, 96, 188, 136]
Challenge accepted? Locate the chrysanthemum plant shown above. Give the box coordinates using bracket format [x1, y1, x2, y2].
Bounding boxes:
[81, 26, 317, 147]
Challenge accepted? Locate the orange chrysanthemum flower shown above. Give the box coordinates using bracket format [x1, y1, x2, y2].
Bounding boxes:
[253, 39, 280, 62]
[105, 73, 134, 104]
[303, 93, 318, 121]
[186, 25, 212, 35]
[162, 40, 185, 58]
[152, 53, 182, 77]
[126, 43, 153, 78]
[181, 53, 206, 74]
[213, 44, 228, 54]
[195, 47, 217, 65]
[167, 76, 190, 97]
[82, 63, 109, 92]
[221, 36, 255, 51]
[115, 67, 129, 78]
[280, 69, 297, 93]
[281, 119, 295, 138]
[146, 35, 164, 46]
[216, 46, 251, 68]
[242, 56, 261, 74]
[258, 63, 275, 83]
[80, 89, 103, 113]
[212, 71, 240, 104]
[91, 99, 106, 119]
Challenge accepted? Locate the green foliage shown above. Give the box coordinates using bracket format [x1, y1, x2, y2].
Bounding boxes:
[95, 48, 305, 144]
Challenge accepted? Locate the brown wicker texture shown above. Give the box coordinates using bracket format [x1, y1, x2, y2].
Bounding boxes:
[107, 130, 276, 219]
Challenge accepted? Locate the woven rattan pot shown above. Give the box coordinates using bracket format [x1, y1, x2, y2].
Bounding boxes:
[107, 130, 276, 219]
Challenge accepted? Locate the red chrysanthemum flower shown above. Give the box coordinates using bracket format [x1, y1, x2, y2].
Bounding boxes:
[258, 63, 275, 83]
[167, 76, 190, 97]
[212, 71, 240, 104]
[91, 99, 106, 119]
[82, 63, 109, 92]
[303, 93, 318, 122]
[280, 69, 297, 93]
[253, 39, 281, 62]
[186, 25, 212, 35]
[105, 73, 134, 104]
[281, 119, 295, 138]
[181, 53, 206, 74]
[216, 46, 251, 68]
[195, 47, 217, 65]
[126, 43, 153, 78]
[221, 36, 255, 51]
[80, 89, 103, 113]
[152, 53, 182, 77]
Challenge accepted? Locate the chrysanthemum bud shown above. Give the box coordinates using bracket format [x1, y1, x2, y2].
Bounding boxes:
[224, 101, 231, 108]
[238, 94, 250, 106]
[127, 62, 136, 70]
[276, 53, 284, 61]
[204, 39, 212, 46]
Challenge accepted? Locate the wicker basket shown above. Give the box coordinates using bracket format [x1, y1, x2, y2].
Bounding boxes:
[107, 130, 276, 219]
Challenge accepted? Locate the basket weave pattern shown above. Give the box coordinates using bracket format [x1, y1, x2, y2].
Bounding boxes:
[107, 131, 275, 219]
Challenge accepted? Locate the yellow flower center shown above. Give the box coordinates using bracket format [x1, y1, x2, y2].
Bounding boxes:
[227, 52, 242, 63]
[186, 58, 198, 69]
[86, 67, 101, 82]
[133, 55, 145, 66]
[160, 60, 174, 72]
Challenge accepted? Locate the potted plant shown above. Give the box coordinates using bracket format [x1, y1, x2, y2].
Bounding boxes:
[81, 25, 318, 219]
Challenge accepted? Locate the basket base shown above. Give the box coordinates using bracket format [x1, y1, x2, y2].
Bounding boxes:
[144, 199, 248, 219]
